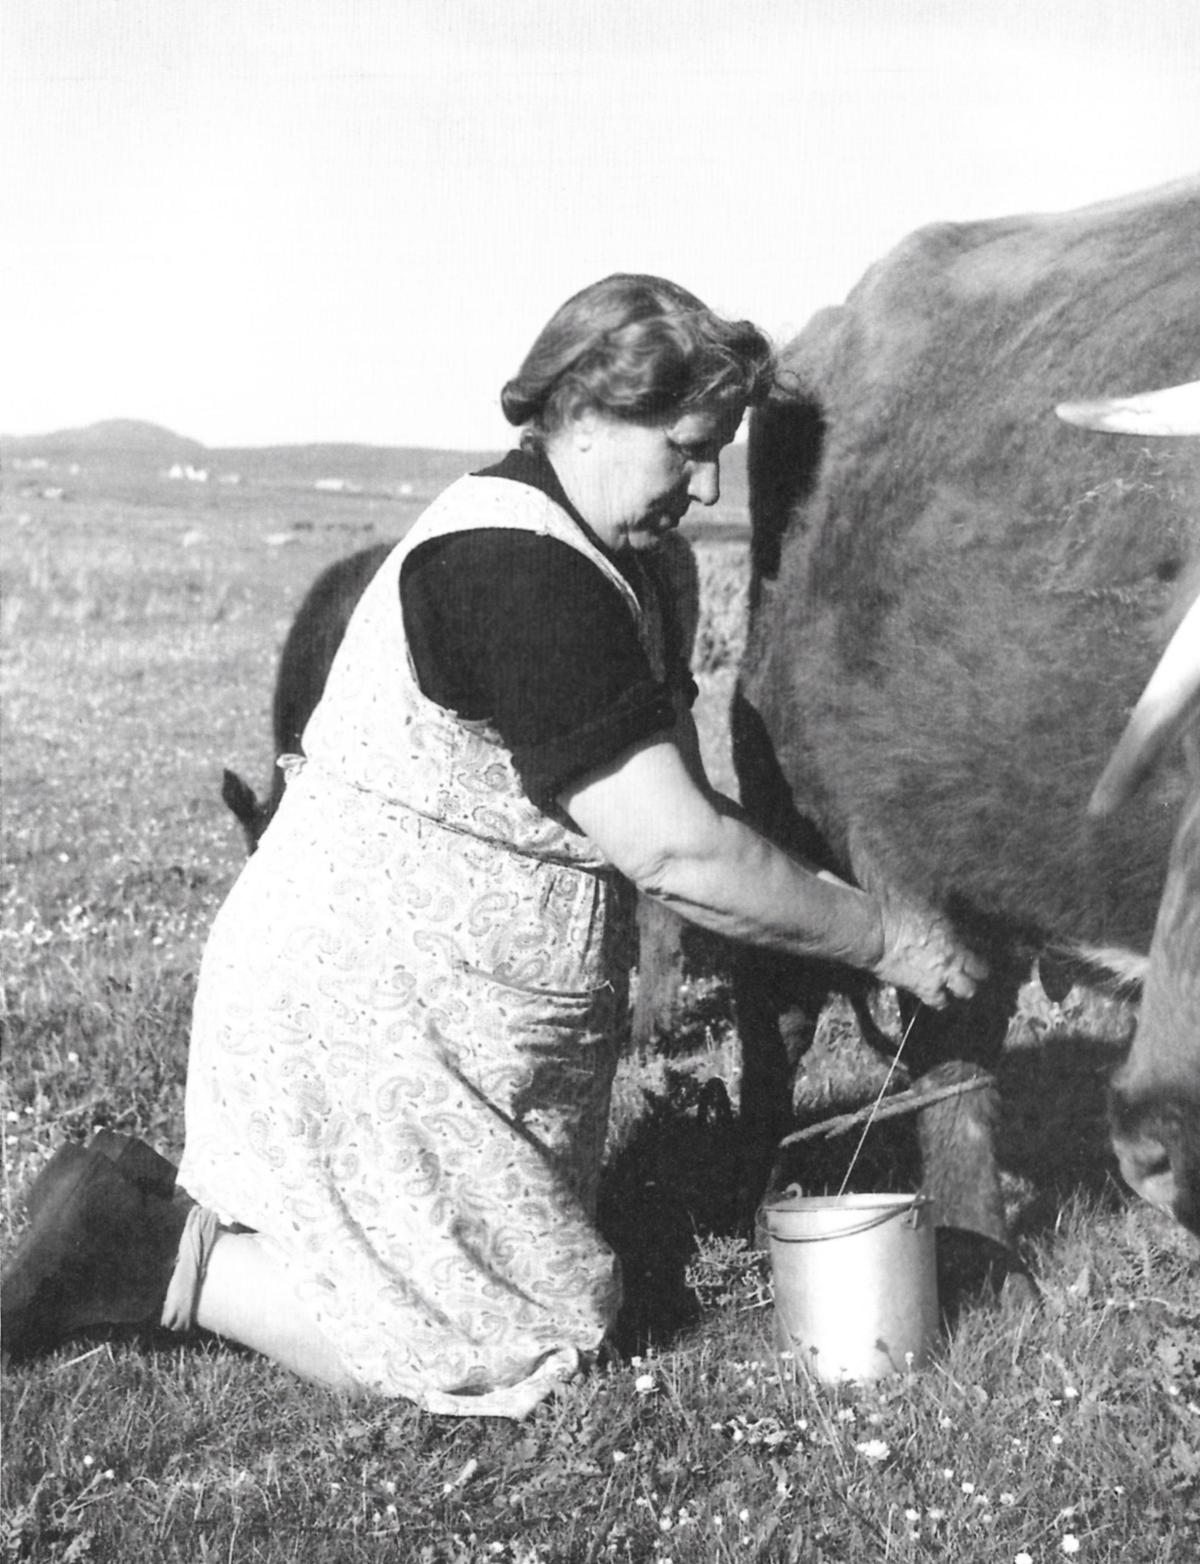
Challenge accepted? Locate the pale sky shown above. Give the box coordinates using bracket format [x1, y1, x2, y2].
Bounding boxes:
[2, 0, 1197, 450]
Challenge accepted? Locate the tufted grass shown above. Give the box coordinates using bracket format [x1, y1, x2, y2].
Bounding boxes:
[2, 451, 1198, 1561]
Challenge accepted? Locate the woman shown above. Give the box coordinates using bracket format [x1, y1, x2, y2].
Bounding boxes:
[3, 275, 984, 1415]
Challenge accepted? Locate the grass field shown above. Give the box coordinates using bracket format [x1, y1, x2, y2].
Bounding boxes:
[2, 437, 1199, 1561]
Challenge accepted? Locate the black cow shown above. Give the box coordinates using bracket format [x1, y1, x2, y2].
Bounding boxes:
[733, 178, 1200, 1258]
[222, 542, 391, 851]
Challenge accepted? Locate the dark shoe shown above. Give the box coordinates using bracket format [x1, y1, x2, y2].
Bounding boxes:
[87, 1130, 179, 1197]
[26, 1132, 178, 1225]
[2, 1143, 190, 1362]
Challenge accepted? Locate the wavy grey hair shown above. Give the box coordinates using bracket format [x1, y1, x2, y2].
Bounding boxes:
[501, 274, 773, 450]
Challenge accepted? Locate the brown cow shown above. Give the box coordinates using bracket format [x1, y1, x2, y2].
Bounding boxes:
[735, 179, 1200, 1263]
[1063, 380, 1200, 1232]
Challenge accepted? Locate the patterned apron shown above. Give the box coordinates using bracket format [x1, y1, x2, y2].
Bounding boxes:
[179, 474, 675, 1415]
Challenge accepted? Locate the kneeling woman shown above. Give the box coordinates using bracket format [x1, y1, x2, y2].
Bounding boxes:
[3, 274, 984, 1416]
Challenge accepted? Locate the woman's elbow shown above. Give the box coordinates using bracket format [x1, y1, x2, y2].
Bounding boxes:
[620, 833, 719, 907]
[623, 847, 677, 902]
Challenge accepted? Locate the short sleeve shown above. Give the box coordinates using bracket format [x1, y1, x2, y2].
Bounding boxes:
[400, 532, 681, 805]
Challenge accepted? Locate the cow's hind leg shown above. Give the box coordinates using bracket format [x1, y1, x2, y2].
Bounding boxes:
[221, 769, 267, 854]
[902, 952, 1036, 1308]
[733, 946, 843, 1222]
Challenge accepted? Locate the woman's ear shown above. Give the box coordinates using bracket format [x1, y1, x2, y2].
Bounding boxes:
[562, 399, 600, 451]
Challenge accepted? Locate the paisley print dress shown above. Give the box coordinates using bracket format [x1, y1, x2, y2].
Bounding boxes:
[179, 475, 676, 1416]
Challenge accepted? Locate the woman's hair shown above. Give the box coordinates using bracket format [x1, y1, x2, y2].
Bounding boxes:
[500, 274, 774, 448]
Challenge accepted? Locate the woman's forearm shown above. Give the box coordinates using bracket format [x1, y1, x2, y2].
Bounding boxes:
[633, 808, 885, 967]
[559, 734, 884, 969]
[561, 731, 985, 1007]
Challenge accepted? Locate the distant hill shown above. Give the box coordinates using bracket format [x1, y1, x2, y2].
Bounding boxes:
[1, 421, 503, 493]
[205, 442, 504, 492]
[0, 420, 748, 530]
[3, 419, 206, 460]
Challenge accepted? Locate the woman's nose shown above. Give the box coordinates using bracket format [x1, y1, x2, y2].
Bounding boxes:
[687, 460, 720, 507]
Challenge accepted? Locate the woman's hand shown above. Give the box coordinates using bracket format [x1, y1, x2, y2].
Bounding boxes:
[871, 891, 988, 1008]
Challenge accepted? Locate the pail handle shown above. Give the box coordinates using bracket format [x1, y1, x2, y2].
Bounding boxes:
[763, 1193, 932, 1243]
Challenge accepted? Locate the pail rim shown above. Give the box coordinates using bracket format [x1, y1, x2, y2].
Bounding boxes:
[760, 1191, 932, 1243]
[763, 1189, 927, 1215]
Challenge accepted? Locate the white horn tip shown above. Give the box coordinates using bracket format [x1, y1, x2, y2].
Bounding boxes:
[1055, 380, 1200, 437]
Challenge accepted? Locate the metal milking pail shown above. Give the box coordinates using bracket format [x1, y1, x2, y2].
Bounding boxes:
[762, 1186, 939, 1382]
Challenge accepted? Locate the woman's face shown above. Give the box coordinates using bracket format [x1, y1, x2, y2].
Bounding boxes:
[574, 404, 744, 553]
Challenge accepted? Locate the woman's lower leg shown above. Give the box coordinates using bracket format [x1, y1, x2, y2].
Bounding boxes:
[193, 1231, 361, 1394]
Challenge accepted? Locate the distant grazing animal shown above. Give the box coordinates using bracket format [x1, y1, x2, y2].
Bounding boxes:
[1061, 380, 1200, 1233]
[734, 178, 1200, 1254]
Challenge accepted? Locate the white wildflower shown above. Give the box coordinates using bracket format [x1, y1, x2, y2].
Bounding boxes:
[855, 1439, 890, 1461]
